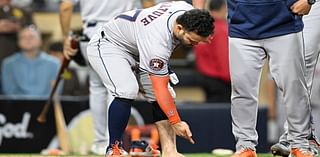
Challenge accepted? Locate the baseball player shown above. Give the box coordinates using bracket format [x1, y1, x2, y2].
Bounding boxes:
[87, 1, 214, 156]
[192, 1, 313, 157]
[227, 0, 315, 156]
[270, 0, 320, 156]
[59, 0, 154, 154]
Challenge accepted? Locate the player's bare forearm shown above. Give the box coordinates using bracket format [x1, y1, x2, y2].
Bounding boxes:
[141, 0, 156, 8]
[192, 0, 206, 9]
[59, 0, 74, 40]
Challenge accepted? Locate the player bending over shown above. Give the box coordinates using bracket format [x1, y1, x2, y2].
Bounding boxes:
[87, 1, 214, 157]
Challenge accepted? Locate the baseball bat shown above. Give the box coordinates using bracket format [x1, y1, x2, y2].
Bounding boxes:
[53, 100, 70, 153]
[37, 37, 78, 123]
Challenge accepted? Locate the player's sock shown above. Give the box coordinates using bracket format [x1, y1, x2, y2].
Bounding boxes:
[107, 97, 132, 147]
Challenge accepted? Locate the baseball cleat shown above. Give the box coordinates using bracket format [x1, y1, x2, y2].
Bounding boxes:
[231, 148, 257, 157]
[271, 135, 320, 157]
[271, 141, 290, 157]
[290, 148, 314, 157]
[106, 141, 127, 157]
[129, 140, 161, 157]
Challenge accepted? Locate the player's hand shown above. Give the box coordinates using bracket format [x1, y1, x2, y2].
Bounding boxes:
[63, 37, 78, 60]
[290, 0, 312, 16]
[172, 121, 195, 144]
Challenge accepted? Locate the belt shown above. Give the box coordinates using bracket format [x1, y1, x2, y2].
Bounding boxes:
[80, 35, 90, 42]
[86, 21, 97, 28]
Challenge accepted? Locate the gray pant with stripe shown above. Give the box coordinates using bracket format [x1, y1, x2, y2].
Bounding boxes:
[279, 2, 320, 143]
[84, 32, 176, 150]
[230, 32, 312, 151]
[86, 33, 175, 101]
[80, 40, 113, 148]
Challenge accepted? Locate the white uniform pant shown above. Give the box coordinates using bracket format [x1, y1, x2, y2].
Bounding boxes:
[80, 41, 112, 147]
[86, 34, 174, 101]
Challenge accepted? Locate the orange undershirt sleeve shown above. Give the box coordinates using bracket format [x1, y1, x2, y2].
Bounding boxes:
[149, 74, 181, 125]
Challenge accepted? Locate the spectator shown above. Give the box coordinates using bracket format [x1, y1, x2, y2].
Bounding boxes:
[0, 0, 33, 65]
[193, 0, 229, 103]
[1, 26, 60, 97]
[47, 41, 88, 96]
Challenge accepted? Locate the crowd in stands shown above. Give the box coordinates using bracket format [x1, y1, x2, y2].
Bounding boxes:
[0, 0, 89, 97]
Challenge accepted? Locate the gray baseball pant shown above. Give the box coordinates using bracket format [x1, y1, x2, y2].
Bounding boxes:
[230, 32, 312, 151]
[279, 2, 320, 143]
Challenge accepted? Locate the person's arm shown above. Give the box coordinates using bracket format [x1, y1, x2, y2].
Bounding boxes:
[141, 0, 155, 8]
[59, 0, 78, 60]
[149, 74, 181, 124]
[59, 0, 74, 40]
[138, 29, 194, 143]
[150, 74, 194, 144]
[192, 0, 207, 9]
[0, 19, 20, 33]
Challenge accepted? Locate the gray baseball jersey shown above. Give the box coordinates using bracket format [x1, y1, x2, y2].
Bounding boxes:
[101, 1, 193, 75]
[87, 1, 192, 100]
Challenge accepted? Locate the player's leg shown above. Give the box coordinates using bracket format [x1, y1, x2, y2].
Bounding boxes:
[137, 71, 183, 157]
[153, 105, 185, 157]
[310, 63, 320, 153]
[80, 41, 112, 155]
[87, 34, 139, 156]
[266, 32, 312, 156]
[229, 37, 265, 157]
[302, 6, 320, 155]
[303, 3, 320, 92]
[89, 66, 113, 154]
[271, 4, 320, 156]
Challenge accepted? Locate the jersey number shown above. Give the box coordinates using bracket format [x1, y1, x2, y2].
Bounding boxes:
[115, 10, 142, 22]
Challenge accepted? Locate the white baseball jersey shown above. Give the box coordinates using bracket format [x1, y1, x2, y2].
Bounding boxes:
[69, 0, 135, 23]
[66, 0, 136, 37]
[101, 1, 193, 75]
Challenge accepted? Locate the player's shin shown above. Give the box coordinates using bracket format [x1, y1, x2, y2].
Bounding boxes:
[107, 97, 132, 147]
[155, 120, 185, 157]
[152, 101, 184, 157]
